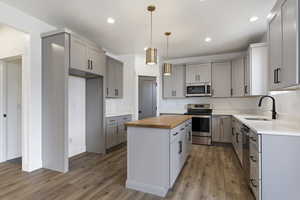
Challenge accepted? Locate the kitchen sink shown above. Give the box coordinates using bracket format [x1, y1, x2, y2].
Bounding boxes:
[245, 117, 271, 121]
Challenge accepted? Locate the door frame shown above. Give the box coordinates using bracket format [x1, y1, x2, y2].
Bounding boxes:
[0, 56, 23, 163]
[138, 76, 157, 120]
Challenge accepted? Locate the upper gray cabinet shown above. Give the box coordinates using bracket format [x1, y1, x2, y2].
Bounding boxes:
[212, 62, 232, 97]
[186, 63, 211, 84]
[106, 56, 123, 98]
[269, 0, 299, 90]
[231, 58, 245, 97]
[70, 35, 105, 76]
[245, 43, 268, 96]
[163, 64, 185, 98]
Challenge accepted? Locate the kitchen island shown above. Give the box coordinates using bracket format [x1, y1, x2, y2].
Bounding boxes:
[125, 115, 192, 197]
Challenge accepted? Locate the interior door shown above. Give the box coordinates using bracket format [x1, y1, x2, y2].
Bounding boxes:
[138, 76, 157, 120]
[6, 59, 22, 160]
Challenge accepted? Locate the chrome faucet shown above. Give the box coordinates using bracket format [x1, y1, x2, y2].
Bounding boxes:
[258, 96, 277, 120]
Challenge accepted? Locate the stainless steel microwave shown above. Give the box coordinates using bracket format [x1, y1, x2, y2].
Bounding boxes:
[186, 83, 211, 97]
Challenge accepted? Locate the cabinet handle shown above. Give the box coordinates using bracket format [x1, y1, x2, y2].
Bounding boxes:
[88, 60, 91, 69]
[115, 89, 118, 96]
[250, 155, 257, 163]
[244, 85, 248, 94]
[107, 88, 109, 96]
[179, 141, 182, 154]
[91, 60, 93, 70]
[230, 88, 233, 96]
[250, 179, 258, 188]
[180, 128, 185, 131]
[173, 132, 179, 136]
[276, 68, 281, 83]
[188, 131, 192, 141]
[250, 136, 257, 142]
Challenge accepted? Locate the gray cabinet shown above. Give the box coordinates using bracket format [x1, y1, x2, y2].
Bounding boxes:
[231, 58, 245, 97]
[186, 63, 211, 84]
[212, 62, 232, 97]
[212, 115, 232, 143]
[42, 31, 105, 173]
[105, 114, 131, 149]
[163, 64, 185, 98]
[245, 43, 268, 96]
[281, 0, 298, 88]
[70, 35, 105, 76]
[269, 0, 299, 90]
[106, 56, 123, 98]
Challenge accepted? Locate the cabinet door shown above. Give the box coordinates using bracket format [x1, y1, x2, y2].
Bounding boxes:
[212, 117, 221, 142]
[231, 58, 245, 97]
[114, 61, 123, 98]
[269, 11, 283, 90]
[173, 65, 185, 98]
[221, 116, 232, 143]
[212, 62, 232, 97]
[170, 138, 180, 187]
[198, 63, 212, 83]
[88, 46, 106, 76]
[163, 74, 173, 98]
[106, 57, 123, 98]
[70, 36, 88, 72]
[186, 63, 211, 84]
[244, 54, 250, 96]
[282, 0, 299, 87]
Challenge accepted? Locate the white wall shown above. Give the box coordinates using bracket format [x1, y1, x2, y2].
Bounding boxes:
[0, 25, 26, 163]
[0, 2, 55, 171]
[68, 76, 86, 157]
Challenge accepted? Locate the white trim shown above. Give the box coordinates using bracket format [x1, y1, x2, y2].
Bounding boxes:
[126, 180, 169, 197]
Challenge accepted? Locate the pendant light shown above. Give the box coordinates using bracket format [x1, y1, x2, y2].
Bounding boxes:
[163, 32, 172, 76]
[146, 5, 157, 65]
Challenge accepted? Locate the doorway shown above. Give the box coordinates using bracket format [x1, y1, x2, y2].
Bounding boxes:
[138, 76, 157, 120]
[0, 57, 22, 164]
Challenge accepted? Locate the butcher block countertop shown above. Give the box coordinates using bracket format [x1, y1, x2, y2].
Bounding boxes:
[125, 115, 192, 129]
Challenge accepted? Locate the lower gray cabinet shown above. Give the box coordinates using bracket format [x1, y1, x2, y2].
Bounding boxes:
[105, 114, 132, 149]
[212, 115, 232, 143]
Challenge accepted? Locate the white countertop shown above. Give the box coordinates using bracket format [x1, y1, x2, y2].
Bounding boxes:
[106, 113, 132, 118]
[233, 114, 300, 137]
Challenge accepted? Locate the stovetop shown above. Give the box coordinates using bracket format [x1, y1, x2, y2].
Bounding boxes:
[185, 104, 212, 115]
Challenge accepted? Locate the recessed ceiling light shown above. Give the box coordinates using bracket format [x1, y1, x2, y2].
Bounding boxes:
[200, 0, 206, 2]
[249, 16, 259, 22]
[144, 47, 148, 51]
[107, 17, 115, 24]
[205, 37, 212, 42]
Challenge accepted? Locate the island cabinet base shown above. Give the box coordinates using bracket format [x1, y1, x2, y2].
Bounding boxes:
[126, 119, 192, 197]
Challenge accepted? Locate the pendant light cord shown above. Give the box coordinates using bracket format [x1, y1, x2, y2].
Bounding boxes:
[166, 36, 169, 59]
[150, 11, 153, 47]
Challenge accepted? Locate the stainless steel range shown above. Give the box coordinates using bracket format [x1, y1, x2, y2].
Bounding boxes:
[184, 104, 212, 145]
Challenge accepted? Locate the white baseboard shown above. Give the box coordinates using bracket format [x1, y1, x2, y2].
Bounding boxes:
[126, 180, 169, 197]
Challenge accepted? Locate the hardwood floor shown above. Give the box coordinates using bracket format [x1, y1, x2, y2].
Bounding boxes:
[0, 145, 254, 200]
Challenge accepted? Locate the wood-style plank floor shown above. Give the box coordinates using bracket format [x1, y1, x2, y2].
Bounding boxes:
[0, 145, 254, 200]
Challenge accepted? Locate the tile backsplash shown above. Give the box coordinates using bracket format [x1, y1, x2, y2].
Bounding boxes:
[159, 97, 261, 114]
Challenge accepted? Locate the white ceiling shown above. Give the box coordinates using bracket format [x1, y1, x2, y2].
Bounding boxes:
[0, 0, 276, 58]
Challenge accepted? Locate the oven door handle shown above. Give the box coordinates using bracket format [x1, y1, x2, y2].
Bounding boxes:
[191, 115, 211, 118]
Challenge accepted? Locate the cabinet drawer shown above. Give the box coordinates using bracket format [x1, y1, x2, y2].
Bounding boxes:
[170, 123, 185, 143]
[119, 115, 132, 123]
[106, 117, 118, 126]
